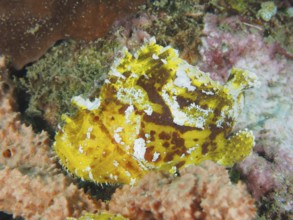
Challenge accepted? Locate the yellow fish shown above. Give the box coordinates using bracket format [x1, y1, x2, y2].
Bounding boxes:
[54, 38, 257, 185]
[67, 212, 127, 220]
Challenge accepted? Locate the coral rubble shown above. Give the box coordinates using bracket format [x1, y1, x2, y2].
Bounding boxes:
[54, 39, 258, 185]
[109, 161, 256, 220]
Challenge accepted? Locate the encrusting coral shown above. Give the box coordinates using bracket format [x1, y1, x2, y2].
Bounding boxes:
[0, 0, 147, 69]
[54, 38, 258, 185]
[108, 161, 256, 220]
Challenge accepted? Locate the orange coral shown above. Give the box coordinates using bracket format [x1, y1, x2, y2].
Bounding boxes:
[0, 74, 101, 219]
[0, 168, 102, 220]
[0, 74, 53, 170]
[109, 161, 256, 220]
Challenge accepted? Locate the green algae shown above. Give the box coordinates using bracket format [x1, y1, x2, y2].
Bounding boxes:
[17, 39, 122, 127]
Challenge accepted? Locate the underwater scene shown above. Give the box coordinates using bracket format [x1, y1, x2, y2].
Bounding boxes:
[0, 0, 292, 219]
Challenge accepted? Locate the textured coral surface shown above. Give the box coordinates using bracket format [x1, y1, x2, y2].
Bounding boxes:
[0, 168, 100, 220]
[0, 73, 53, 170]
[109, 161, 256, 220]
[199, 14, 293, 219]
[0, 0, 146, 69]
[0, 74, 100, 219]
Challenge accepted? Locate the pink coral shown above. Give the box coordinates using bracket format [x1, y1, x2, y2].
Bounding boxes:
[0, 74, 53, 170]
[113, 12, 153, 50]
[238, 153, 276, 199]
[109, 161, 256, 220]
[199, 14, 277, 82]
[0, 168, 102, 220]
[198, 13, 293, 218]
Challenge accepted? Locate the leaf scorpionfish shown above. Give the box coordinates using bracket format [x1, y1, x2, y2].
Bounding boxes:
[54, 38, 258, 185]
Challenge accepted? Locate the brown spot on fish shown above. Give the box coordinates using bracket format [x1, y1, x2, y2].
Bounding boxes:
[162, 142, 170, 148]
[176, 161, 185, 169]
[164, 152, 174, 162]
[145, 146, 155, 161]
[202, 142, 209, 154]
[159, 131, 171, 140]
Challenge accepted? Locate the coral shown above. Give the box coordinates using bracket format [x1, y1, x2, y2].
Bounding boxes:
[109, 161, 256, 220]
[198, 13, 293, 219]
[234, 36, 293, 219]
[199, 14, 266, 82]
[0, 168, 101, 220]
[0, 73, 15, 121]
[199, 14, 293, 82]
[68, 212, 127, 220]
[54, 38, 258, 185]
[0, 73, 53, 170]
[0, 74, 101, 219]
[0, 0, 147, 69]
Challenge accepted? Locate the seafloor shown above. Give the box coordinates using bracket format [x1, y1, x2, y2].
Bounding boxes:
[0, 1, 292, 220]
